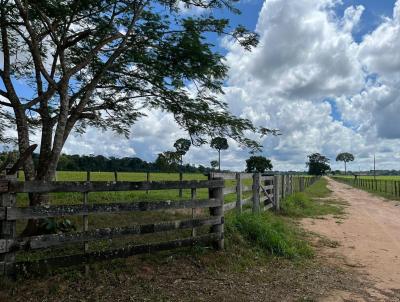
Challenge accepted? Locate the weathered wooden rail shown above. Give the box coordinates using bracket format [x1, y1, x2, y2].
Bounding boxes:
[0, 171, 317, 276]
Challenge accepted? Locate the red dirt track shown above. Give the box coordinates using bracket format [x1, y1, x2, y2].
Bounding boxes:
[303, 177, 400, 301]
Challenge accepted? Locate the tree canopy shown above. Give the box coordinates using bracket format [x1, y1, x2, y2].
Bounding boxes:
[0, 0, 276, 189]
[174, 139, 191, 157]
[210, 137, 229, 151]
[245, 155, 273, 173]
[306, 153, 330, 175]
[173, 138, 191, 166]
[210, 160, 219, 170]
[336, 152, 355, 174]
[210, 137, 229, 171]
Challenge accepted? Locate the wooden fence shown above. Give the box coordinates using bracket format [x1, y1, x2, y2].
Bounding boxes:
[211, 172, 318, 213]
[332, 176, 400, 199]
[0, 171, 316, 276]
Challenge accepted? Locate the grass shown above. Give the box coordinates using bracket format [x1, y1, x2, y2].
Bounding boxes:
[227, 212, 313, 259]
[280, 178, 344, 218]
[304, 177, 331, 198]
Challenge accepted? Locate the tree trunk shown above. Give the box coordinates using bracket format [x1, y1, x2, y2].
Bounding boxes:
[218, 150, 221, 172]
[345, 162, 347, 175]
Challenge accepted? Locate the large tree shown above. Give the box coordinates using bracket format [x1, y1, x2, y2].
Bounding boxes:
[210, 137, 228, 171]
[0, 2, 274, 203]
[306, 153, 330, 176]
[155, 151, 179, 172]
[336, 152, 354, 175]
[173, 138, 191, 168]
[245, 155, 272, 173]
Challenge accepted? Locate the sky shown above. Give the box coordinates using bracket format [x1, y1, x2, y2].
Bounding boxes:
[3, 0, 400, 172]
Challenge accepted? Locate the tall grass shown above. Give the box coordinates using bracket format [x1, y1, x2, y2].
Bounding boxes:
[303, 177, 331, 198]
[279, 178, 343, 218]
[226, 212, 313, 259]
[280, 192, 342, 218]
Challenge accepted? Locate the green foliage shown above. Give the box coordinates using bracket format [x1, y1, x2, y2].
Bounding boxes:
[281, 178, 342, 218]
[38, 218, 76, 235]
[228, 212, 313, 259]
[303, 177, 331, 199]
[336, 152, 355, 174]
[280, 193, 342, 218]
[55, 153, 211, 173]
[210, 160, 219, 169]
[245, 156, 273, 173]
[0, 149, 18, 171]
[173, 138, 191, 167]
[210, 137, 229, 151]
[173, 139, 191, 157]
[335, 152, 355, 163]
[210, 137, 229, 171]
[306, 153, 330, 175]
[154, 151, 180, 172]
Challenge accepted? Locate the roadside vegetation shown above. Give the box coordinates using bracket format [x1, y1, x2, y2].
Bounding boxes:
[280, 178, 344, 218]
[227, 212, 313, 259]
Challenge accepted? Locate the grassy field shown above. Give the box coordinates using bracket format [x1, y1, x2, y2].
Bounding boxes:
[1, 177, 363, 302]
[16, 171, 251, 206]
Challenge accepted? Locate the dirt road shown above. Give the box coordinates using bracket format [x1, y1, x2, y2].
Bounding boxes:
[303, 177, 400, 301]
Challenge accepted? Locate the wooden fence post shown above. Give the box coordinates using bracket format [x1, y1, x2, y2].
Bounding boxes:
[179, 172, 183, 198]
[191, 188, 197, 237]
[114, 171, 118, 182]
[273, 175, 280, 211]
[146, 172, 150, 194]
[281, 175, 286, 199]
[0, 172, 17, 276]
[252, 173, 261, 213]
[236, 173, 242, 214]
[83, 171, 90, 274]
[208, 177, 224, 250]
[300, 177, 305, 192]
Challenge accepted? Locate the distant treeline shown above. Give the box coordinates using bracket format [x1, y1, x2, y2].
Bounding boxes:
[50, 153, 214, 173]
